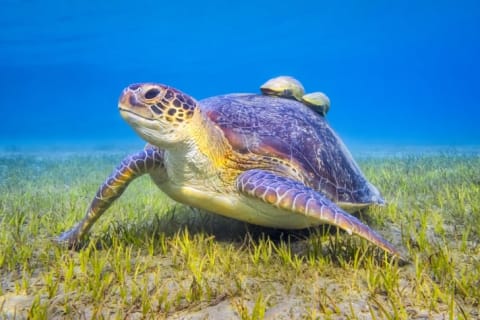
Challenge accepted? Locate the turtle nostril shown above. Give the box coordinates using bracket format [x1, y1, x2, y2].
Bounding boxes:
[145, 88, 160, 99]
[129, 94, 139, 106]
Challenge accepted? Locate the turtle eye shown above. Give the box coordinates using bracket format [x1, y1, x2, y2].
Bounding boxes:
[145, 88, 160, 99]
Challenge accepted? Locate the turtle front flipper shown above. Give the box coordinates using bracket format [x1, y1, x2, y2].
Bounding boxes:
[55, 146, 165, 248]
[236, 169, 406, 261]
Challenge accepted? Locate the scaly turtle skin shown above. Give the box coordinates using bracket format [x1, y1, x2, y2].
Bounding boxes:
[56, 81, 405, 260]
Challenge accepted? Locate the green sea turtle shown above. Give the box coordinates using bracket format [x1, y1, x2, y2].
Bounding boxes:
[56, 80, 404, 260]
[260, 76, 331, 116]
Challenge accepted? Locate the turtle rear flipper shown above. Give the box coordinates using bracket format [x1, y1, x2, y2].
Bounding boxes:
[236, 169, 407, 261]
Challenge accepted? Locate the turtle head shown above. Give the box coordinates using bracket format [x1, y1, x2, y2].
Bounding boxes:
[118, 83, 198, 146]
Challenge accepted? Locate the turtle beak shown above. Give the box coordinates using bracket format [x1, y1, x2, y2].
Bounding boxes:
[118, 85, 155, 120]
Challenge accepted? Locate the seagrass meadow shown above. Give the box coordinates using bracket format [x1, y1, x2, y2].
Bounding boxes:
[0, 147, 479, 319]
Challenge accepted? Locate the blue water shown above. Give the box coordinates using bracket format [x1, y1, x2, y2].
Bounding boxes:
[1, 0, 479, 148]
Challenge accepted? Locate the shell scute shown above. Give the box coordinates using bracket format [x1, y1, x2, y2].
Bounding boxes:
[200, 94, 382, 206]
